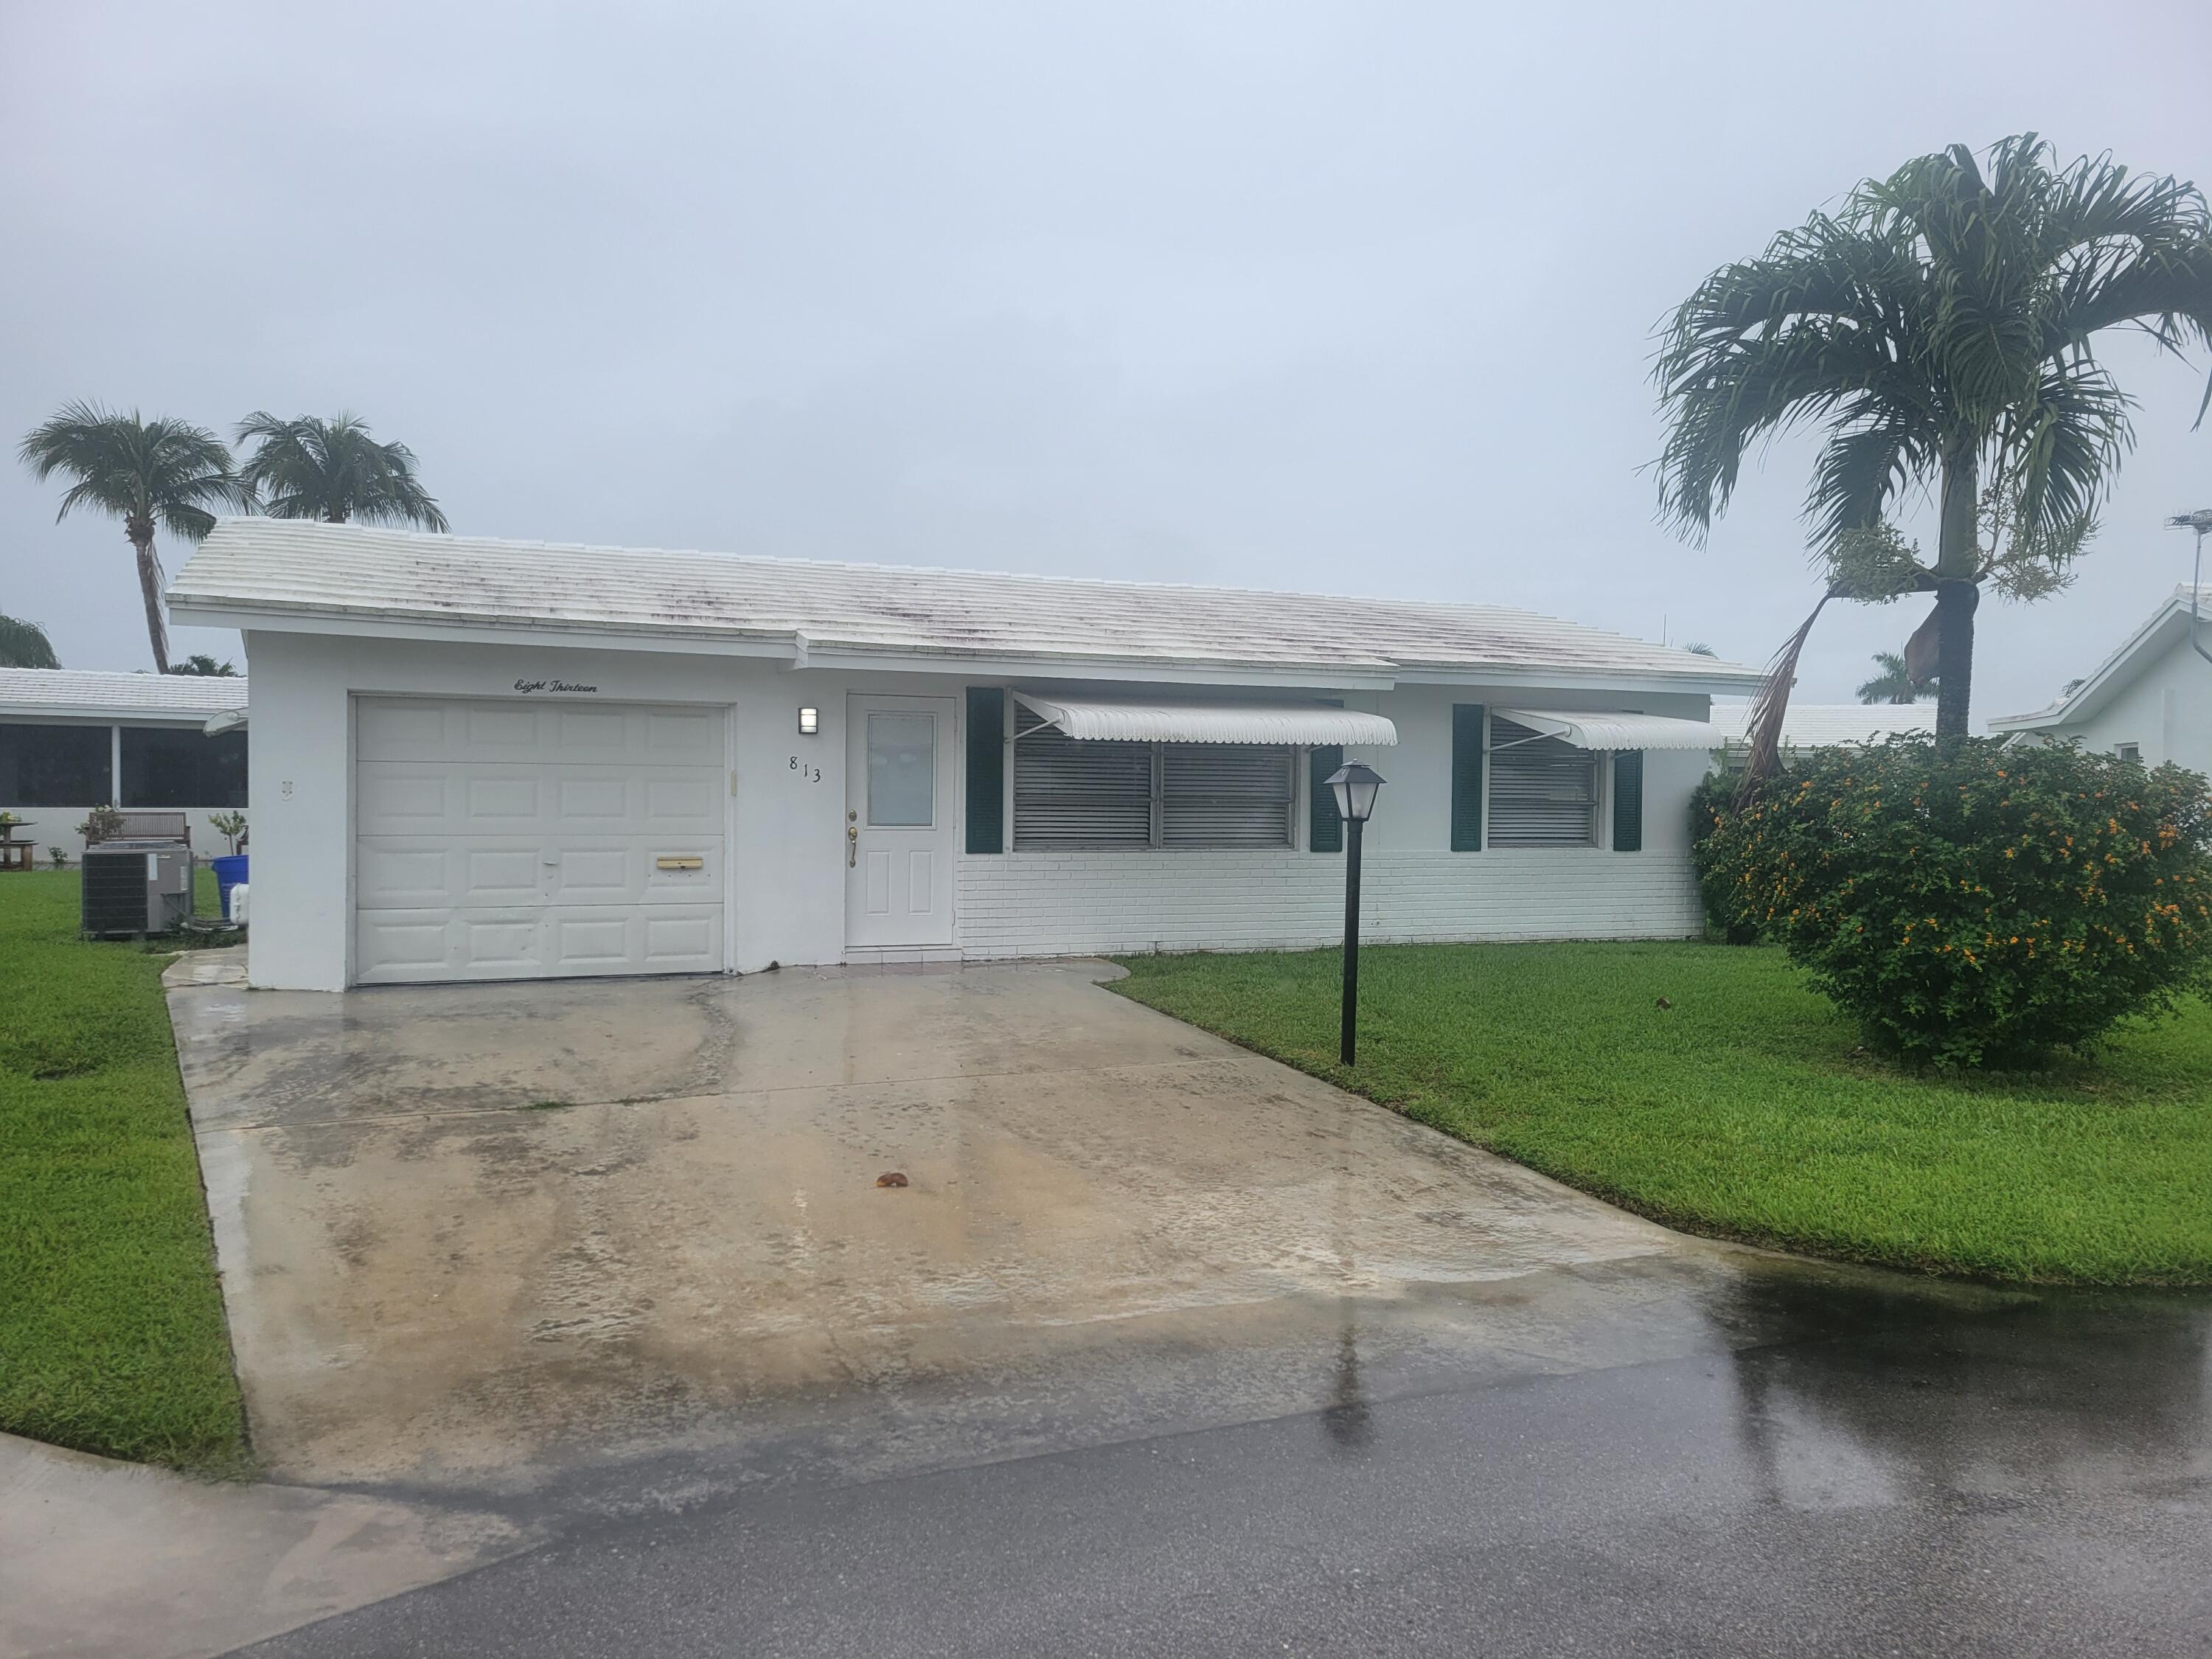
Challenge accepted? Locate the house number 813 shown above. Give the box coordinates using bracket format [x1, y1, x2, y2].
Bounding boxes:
[790, 757, 822, 783]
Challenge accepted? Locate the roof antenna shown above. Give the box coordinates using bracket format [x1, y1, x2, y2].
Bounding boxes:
[2173, 510, 2212, 668]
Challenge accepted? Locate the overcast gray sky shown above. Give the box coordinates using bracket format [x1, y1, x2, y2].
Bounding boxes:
[4, 0, 2208, 721]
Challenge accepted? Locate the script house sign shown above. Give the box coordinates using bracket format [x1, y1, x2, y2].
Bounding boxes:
[513, 677, 600, 695]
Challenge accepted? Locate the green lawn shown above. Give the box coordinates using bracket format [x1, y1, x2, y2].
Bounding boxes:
[0, 868, 247, 1472]
[1110, 941, 2212, 1287]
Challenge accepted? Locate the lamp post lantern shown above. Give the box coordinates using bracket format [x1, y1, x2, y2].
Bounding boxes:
[1325, 762, 1385, 1065]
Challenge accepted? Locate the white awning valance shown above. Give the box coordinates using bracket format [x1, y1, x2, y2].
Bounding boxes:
[1013, 692, 1397, 746]
[1495, 709, 1719, 751]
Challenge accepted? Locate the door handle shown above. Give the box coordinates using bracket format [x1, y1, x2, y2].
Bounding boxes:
[847, 825, 859, 868]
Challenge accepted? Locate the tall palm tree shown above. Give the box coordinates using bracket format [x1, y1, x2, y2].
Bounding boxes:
[0, 613, 60, 669]
[18, 402, 251, 673]
[234, 411, 450, 529]
[1655, 135, 2212, 742]
[1855, 650, 1933, 705]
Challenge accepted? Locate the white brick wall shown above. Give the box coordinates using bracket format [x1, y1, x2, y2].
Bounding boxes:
[956, 849, 1703, 959]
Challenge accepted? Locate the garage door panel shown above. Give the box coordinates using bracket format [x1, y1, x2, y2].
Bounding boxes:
[361, 763, 723, 837]
[552, 775, 630, 827]
[644, 709, 722, 762]
[355, 768, 454, 833]
[462, 703, 542, 752]
[354, 698, 727, 984]
[464, 774, 545, 826]
[545, 905, 723, 975]
[552, 707, 630, 754]
[358, 837, 726, 909]
[355, 914, 451, 980]
[549, 841, 723, 905]
[643, 773, 719, 827]
[359, 699, 732, 768]
[641, 909, 720, 969]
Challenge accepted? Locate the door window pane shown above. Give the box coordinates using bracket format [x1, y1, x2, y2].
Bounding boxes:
[866, 712, 935, 827]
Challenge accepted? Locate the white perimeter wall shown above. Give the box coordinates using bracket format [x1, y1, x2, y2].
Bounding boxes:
[241, 630, 1715, 989]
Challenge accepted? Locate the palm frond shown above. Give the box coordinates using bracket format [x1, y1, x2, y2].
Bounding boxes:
[1734, 592, 1834, 805]
[235, 411, 449, 532]
[0, 613, 60, 669]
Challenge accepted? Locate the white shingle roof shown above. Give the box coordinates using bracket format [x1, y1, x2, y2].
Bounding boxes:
[0, 668, 248, 721]
[1707, 700, 1938, 748]
[169, 520, 1756, 687]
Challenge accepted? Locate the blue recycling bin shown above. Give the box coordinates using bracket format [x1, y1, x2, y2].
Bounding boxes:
[211, 854, 249, 919]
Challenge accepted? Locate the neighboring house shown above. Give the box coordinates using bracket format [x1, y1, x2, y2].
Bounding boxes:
[1707, 699, 1938, 765]
[167, 519, 1760, 991]
[0, 669, 248, 858]
[1989, 586, 2212, 771]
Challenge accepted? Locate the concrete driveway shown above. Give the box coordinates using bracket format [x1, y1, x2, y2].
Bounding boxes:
[170, 956, 1697, 1495]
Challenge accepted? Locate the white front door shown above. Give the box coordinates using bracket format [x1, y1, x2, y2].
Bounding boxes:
[844, 695, 956, 950]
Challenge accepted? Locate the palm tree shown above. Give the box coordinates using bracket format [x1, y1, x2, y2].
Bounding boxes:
[170, 653, 239, 676]
[0, 613, 60, 669]
[18, 403, 251, 673]
[234, 411, 449, 529]
[1855, 650, 1934, 705]
[1655, 135, 2212, 742]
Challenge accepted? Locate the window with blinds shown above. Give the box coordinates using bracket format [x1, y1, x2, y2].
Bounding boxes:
[1486, 716, 1599, 848]
[1013, 731, 1296, 849]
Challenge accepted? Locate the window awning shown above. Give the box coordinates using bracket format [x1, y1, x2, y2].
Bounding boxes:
[1013, 691, 1397, 745]
[1494, 709, 1719, 751]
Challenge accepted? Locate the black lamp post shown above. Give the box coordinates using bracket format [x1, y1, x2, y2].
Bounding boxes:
[1324, 762, 1385, 1065]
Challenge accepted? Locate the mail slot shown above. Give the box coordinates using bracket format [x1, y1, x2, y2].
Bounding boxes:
[655, 855, 705, 871]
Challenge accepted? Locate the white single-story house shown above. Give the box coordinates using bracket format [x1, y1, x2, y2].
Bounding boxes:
[166, 519, 1761, 991]
[0, 668, 249, 858]
[1990, 585, 2212, 771]
[1707, 698, 1938, 762]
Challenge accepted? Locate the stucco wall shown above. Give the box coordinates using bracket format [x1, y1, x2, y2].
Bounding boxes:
[240, 628, 1716, 989]
[957, 847, 1703, 958]
[2042, 637, 2212, 776]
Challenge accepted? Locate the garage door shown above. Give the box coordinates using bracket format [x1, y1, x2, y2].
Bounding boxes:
[354, 697, 726, 984]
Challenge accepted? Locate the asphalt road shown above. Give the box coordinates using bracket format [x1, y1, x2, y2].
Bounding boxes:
[237, 1276, 2212, 1658]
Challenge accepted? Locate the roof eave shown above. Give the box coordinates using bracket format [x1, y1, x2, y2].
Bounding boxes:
[170, 594, 1760, 696]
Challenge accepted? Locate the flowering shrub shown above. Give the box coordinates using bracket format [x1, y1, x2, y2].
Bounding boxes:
[1693, 735, 2212, 1066]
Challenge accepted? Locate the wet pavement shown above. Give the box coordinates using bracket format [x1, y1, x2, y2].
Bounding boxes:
[166, 956, 1694, 1495]
[232, 1269, 2212, 1658]
[144, 956, 2212, 1655]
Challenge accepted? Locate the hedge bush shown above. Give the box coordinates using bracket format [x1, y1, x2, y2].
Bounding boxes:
[1693, 735, 2212, 1066]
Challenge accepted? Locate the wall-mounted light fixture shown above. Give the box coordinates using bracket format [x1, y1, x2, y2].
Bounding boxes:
[798, 706, 820, 737]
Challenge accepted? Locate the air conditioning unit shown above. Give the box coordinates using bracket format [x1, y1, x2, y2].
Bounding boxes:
[81, 839, 193, 938]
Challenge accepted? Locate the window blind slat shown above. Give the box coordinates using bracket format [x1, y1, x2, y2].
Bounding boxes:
[1488, 717, 1597, 849]
[1014, 734, 1294, 850]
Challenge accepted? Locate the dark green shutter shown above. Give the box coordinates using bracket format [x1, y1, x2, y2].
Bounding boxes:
[1450, 704, 1485, 852]
[1612, 751, 1644, 852]
[964, 686, 1005, 854]
[1308, 745, 1343, 852]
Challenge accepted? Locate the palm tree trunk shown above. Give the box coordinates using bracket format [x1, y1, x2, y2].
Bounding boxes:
[128, 520, 172, 673]
[1933, 442, 1979, 740]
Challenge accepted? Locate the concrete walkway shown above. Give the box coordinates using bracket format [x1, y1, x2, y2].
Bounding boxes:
[0, 1432, 524, 1659]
